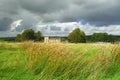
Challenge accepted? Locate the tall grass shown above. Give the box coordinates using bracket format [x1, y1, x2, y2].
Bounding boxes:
[20, 42, 120, 80]
[105, 43, 120, 78]
[1, 42, 120, 80]
[0, 42, 16, 50]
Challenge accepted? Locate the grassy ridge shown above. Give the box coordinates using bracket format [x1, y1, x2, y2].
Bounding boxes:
[0, 42, 120, 80]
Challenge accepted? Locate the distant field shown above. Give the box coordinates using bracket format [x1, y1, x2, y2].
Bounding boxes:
[0, 42, 120, 80]
[0, 37, 15, 42]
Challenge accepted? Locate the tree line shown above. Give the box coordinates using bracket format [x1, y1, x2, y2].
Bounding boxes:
[90, 33, 118, 43]
[16, 28, 119, 43]
[16, 29, 42, 42]
[68, 28, 119, 43]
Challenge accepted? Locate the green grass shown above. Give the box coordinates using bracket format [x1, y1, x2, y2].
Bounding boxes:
[0, 39, 6, 42]
[0, 42, 120, 80]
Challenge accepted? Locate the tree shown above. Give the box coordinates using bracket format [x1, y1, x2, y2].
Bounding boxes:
[91, 33, 108, 42]
[35, 31, 42, 41]
[107, 35, 118, 43]
[21, 29, 35, 41]
[91, 33, 118, 43]
[16, 34, 22, 42]
[16, 29, 42, 42]
[68, 28, 86, 43]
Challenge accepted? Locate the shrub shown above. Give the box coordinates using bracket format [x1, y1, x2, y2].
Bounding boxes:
[21, 29, 35, 41]
[16, 29, 42, 42]
[68, 28, 86, 43]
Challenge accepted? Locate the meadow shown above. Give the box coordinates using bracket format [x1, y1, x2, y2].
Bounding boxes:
[0, 42, 120, 80]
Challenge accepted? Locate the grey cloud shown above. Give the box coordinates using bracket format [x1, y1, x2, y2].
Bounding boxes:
[60, 0, 120, 25]
[0, 0, 20, 18]
[0, 17, 13, 31]
[1, 0, 120, 25]
[19, 0, 69, 14]
[30, 0, 120, 25]
[50, 26, 61, 31]
[36, 22, 78, 37]
[0, 0, 120, 36]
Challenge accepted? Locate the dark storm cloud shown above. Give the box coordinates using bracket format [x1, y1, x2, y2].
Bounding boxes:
[15, 11, 40, 32]
[19, 0, 69, 14]
[60, 0, 120, 25]
[0, 0, 120, 32]
[0, 0, 20, 18]
[17, 0, 120, 25]
[0, 17, 13, 31]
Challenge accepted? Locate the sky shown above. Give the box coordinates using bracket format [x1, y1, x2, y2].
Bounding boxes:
[0, 0, 120, 37]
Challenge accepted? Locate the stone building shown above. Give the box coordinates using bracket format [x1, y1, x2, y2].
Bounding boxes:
[44, 36, 61, 43]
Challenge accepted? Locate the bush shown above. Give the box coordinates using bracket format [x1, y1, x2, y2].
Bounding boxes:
[21, 29, 35, 41]
[16, 29, 42, 42]
[91, 33, 118, 43]
[35, 31, 42, 41]
[16, 34, 22, 42]
[68, 28, 86, 43]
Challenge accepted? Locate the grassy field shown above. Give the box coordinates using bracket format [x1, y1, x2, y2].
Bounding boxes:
[0, 42, 120, 80]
